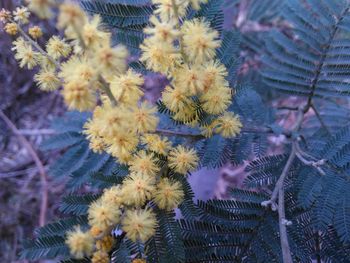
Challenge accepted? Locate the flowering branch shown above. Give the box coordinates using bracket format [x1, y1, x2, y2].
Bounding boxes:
[13, 19, 60, 68]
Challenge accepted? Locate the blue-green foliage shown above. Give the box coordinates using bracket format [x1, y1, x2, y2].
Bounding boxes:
[262, 0, 350, 98]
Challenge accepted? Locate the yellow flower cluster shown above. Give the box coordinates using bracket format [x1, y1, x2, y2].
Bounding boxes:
[141, 0, 242, 138]
[2, 0, 243, 261]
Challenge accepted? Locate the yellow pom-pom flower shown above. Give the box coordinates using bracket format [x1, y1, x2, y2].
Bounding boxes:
[200, 87, 232, 115]
[132, 102, 159, 134]
[88, 200, 121, 232]
[173, 64, 204, 95]
[142, 134, 172, 155]
[182, 19, 220, 63]
[90, 225, 104, 238]
[215, 112, 242, 138]
[110, 69, 144, 105]
[62, 80, 96, 111]
[168, 146, 199, 175]
[129, 150, 159, 177]
[84, 116, 106, 153]
[12, 38, 39, 69]
[132, 259, 146, 263]
[92, 250, 110, 263]
[65, 226, 94, 259]
[172, 103, 198, 124]
[34, 69, 60, 91]
[201, 60, 228, 92]
[58, 3, 87, 30]
[121, 172, 156, 207]
[59, 55, 97, 83]
[25, 0, 54, 19]
[152, 0, 187, 21]
[144, 15, 180, 42]
[13, 6, 30, 24]
[28, 26, 43, 39]
[140, 38, 180, 74]
[82, 15, 110, 49]
[95, 44, 128, 80]
[162, 85, 193, 113]
[100, 185, 123, 208]
[4, 23, 18, 35]
[122, 209, 157, 242]
[106, 131, 139, 164]
[0, 8, 11, 23]
[46, 36, 71, 60]
[154, 178, 184, 210]
[96, 235, 115, 252]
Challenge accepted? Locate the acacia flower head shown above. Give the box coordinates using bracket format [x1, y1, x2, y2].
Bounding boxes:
[154, 178, 184, 210]
[215, 112, 242, 138]
[28, 26, 43, 39]
[96, 235, 115, 252]
[152, 0, 188, 21]
[88, 200, 121, 232]
[144, 15, 180, 42]
[95, 44, 128, 79]
[173, 64, 204, 95]
[34, 69, 60, 91]
[110, 69, 144, 105]
[129, 150, 159, 177]
[122, 209, 157, 242]
[46, 36, 71, 59]
[106, 131, 138, 163]
[12, 38, 39, 69]
[168, 146, 199, 174]
[59, 55, 97, 83]
[4, 23, 18, 35]
[100, 185, 123, 208]
[91, 250, 110, 263]
[162, 85, 193, 112]
[132, 102, 159, 134]
[140, 38, 180, 74]
[142, 134, 172, 155]
[83, 113, 106, 153]
[82, 15, 110, 49]
[200, 87, 232, 115]
[201, 60, 228, 92]
[65, 226, 94, 259]
[58, 2, 87, 29]
[62, 79, 96, 111]
[182, 18, 220, 63]
[25, 0, 54, 19]
[121, 172, 156, 207]
[0, 8, 11, 23]
[13, 6, 30, 24]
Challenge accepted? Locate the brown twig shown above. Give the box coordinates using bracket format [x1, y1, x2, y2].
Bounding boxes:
[0, 110, 48, 227]
[261, 106, 305, 262]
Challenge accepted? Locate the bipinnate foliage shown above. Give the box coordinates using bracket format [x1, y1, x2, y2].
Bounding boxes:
[7, 0, 350, 262]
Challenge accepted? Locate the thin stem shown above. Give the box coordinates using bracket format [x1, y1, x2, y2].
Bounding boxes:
[98, 75, 117, 106]
[261, 106, 307, 263]
[0, 110, 48, 227]
[311, 103, 331, 136]
[278, 174, 293, 263]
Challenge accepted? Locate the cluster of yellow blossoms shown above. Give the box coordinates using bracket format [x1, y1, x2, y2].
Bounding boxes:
[1, 0, 242, 262]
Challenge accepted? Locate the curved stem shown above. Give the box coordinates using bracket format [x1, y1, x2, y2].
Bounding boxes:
[0, 110, 48, 227]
